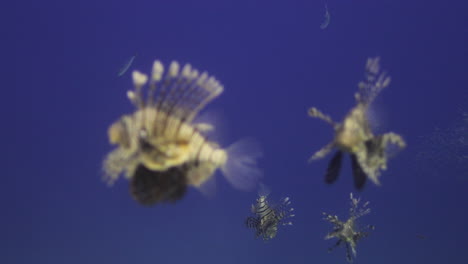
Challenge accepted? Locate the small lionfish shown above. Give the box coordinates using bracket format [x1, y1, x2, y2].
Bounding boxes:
[103, 60, 262, 205]
[308, 57, 406, 189]
[323, 193, 375, 263]
[245, 184, 294, 240]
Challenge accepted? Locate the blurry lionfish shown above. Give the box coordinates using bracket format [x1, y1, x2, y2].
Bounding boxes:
[245, 184, 294, 240]
[103, 60, 262, 205]
[323, 193, 375, 263]
[308, 57, 406, 189]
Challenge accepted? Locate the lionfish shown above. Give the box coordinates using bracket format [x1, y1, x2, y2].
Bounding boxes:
[308, 57, 406, 189]
[103, 60, 262, 205]
[245, 184, 294, 240]
[323, 193, 375, 263]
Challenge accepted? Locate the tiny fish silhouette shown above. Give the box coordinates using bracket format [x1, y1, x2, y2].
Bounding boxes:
[117, 54, 137, 77]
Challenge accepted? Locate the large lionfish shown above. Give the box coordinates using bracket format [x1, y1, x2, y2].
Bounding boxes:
[308, 57, 406, 189]
[103, 60, 262, 205]
[323, 193, 375, 263]
[245, 184, 294, 241]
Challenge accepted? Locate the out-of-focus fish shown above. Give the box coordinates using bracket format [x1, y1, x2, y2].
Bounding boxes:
[103, 60, 263, 205]
[245, 184, 294, 240]
[308, 57, 406, 189]
[323, 193, 374, 263]
[117, 54, 137, 77]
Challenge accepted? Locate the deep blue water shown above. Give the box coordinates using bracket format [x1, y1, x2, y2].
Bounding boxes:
[3, 0, 467, 263]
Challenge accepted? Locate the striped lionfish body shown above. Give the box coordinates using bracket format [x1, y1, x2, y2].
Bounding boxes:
[103, 60, 262, 205]
[245, 188, 294, 241]
[323, 193, 374, 263]
[308, 57, 406, 189]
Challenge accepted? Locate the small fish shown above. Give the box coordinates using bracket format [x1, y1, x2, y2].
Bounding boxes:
[308, 57, 406, 189]
[323, 193, 374, 263]
[320, 4, 331, 29]
[415, 233, 427, 240]
[245, 184, 294, 240]
[103, 60, 262, 205]
[117, 54, 137, 77]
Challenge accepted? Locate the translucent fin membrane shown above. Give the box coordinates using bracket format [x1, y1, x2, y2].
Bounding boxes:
[221, 139, 263, 191]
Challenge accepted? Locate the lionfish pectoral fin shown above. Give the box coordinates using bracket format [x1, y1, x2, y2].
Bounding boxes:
[328, 239, 342, 252]
[221, 138, 263, 191]
[324, 230, 340, 240]
[245, 217, 259, 229]
[324, 151, 343, 184]
[309, 142, 335, 162]
[345, 243, 354, 263]
[350, 241, 357, 257]
[350, 154, 367, 190]
[186, 163, 217, 197]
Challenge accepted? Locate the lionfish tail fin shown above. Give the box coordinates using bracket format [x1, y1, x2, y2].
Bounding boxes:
[221, 138, 263, 191]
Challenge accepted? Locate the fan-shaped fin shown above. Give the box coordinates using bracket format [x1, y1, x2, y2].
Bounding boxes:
[325, 151, 343, 184]
[146, 61, 223, 124]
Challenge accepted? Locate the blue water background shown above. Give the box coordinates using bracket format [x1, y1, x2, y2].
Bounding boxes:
[3, 0, 467, 263]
